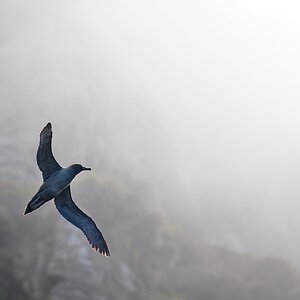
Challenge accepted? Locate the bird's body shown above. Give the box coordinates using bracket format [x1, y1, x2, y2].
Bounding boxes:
[24, 123, 110, 256]
[40, 167, 76, 197]
[26, 165, 91, 213]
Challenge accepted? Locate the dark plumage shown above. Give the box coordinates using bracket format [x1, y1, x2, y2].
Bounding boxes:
[24, 123, 110, 256]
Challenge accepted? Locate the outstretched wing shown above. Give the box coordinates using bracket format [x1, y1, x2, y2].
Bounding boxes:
[54, 187, 110, 256]
[37, 123, 62, 181]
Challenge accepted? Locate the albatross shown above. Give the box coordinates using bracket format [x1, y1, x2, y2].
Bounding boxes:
[24, 123, 110, 256]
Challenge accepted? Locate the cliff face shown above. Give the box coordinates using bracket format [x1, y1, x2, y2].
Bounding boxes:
[1, 4, 300, 295]
[2, 177, 300, 300]
[1, 108, 300, 300]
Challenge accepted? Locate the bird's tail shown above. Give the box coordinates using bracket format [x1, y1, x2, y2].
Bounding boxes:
[24, 194, 46, 215]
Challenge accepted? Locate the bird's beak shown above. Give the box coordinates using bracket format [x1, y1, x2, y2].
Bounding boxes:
[82, 167, 92, 171]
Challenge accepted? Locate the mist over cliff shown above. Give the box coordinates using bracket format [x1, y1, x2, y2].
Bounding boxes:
[2, 1, 300, 299]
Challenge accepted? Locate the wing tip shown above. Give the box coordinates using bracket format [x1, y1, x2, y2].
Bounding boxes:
[91, 242, 110, 257]
[101, 250, 110, 257]
[40, 122, 52, 136]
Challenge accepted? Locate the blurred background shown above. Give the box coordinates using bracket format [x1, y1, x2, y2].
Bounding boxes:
[1, 0, 300, 299]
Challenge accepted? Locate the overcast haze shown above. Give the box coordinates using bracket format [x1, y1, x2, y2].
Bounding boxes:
[2, 0, 300, 258]
[2, 1, 300, 299]
[90, 0, 300, 259]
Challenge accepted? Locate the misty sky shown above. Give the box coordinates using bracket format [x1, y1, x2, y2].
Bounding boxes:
[94, 0, 300, 200]
[2, 0, 300, 261]
[90, 0, 300, 257]
[3, 0, 300, 209]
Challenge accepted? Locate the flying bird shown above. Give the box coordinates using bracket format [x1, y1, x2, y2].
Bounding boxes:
[24, 123, 110, 256]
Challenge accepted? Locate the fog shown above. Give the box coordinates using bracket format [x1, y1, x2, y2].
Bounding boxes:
[97, 0, 300, 260]
[2, 0, 300, 299]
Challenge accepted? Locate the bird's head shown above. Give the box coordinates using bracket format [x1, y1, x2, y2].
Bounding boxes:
[70, 164, 92, 174]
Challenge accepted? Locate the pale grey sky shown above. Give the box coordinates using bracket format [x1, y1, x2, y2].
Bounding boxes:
[3, 0, 300, 261]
